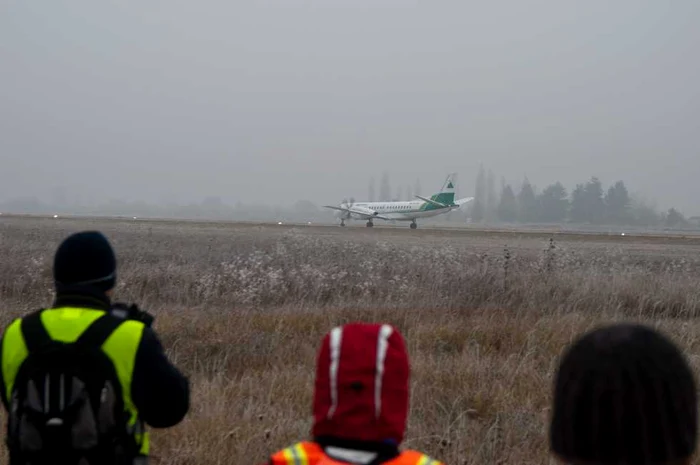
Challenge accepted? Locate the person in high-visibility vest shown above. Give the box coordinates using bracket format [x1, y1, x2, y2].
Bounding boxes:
[0, 231, 190, 465]
[264, 322, 444, 465]
[549, 323, 697, 465]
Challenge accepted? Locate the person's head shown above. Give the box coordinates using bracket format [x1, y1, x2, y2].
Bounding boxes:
[550, 323, 697, 465]
[53, 231, 117, 296]
[312, 322, 410, 445]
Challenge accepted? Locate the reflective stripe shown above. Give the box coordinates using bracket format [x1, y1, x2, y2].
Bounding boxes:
[292, 443, 309, 465]
[397, 452, 439, 465]
[273, 442, 321, 465]
[374, 324, 393, 418]
[327, 326, 343, 419]
[282, 447, 296, 465]
[298, 443, 310, 465]
[416, 454, 440, 465]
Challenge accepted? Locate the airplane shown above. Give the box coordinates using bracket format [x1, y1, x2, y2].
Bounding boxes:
[324, 174, 474, 229]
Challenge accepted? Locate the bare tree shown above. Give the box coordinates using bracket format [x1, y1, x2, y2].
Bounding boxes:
[486, 169, 497, 220]
[380, 172, 391, 201]
[472, 164, 486, 222]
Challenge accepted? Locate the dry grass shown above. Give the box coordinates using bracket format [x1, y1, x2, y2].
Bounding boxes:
[2, 216, 700, 464]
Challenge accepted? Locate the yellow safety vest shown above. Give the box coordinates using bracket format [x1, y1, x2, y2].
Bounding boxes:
[1, 307, 150, 457]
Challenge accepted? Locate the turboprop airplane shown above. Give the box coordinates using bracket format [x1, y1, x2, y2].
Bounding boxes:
[324, 174, 474, 229]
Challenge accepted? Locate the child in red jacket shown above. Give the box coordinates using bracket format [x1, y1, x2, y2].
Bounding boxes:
[265, 322, 443, 465]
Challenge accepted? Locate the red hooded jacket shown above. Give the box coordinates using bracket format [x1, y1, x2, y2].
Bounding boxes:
[266, 323, 443, 465]
[312, 322, 410, 444]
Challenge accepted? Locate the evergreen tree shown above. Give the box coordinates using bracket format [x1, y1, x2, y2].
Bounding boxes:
[517, 178, 537, 223]
[604, 180, 631, 223]
[665, 208, 687, 228]
[537, 182, 568, 222]
[368, 177, 376, 202]
[583, 177, 605, 224]
[497, 184, 517, 222]
[380, 172, 391, 201]
[472, 164, 486, 222]
[629, 197, 661, 226]
[570, 184, 586, 223]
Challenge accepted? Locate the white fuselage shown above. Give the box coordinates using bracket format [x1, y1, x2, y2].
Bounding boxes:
[338, 200, 458, 221]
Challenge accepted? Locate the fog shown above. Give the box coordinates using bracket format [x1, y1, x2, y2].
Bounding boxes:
[1, 1, 699, 215]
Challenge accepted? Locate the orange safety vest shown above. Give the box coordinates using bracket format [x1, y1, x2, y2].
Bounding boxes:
[270, 441, 443, 465]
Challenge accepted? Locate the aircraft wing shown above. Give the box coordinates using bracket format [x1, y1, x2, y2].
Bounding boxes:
[415, 195, 449, 208]
[323, 205, 390, 220]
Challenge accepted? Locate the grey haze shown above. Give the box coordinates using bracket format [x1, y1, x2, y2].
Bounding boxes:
[1, 1, 698, 214]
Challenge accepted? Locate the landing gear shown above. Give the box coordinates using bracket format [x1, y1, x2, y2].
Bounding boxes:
[410, 221, 417, 229]
[366, 220, 374, 228]
[340, 220, 346, 227]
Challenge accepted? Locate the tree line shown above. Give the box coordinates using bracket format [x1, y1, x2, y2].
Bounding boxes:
[470, 165, 691, 228]
[365, 169, 693, 228]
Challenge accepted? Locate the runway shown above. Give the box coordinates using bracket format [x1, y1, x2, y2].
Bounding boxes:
[3, 212, 700, 246]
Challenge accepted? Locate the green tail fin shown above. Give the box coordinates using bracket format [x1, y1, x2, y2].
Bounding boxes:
[420, 174, 456, 210]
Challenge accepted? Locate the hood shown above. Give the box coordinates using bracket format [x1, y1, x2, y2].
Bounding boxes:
[312, 323, 410, 444]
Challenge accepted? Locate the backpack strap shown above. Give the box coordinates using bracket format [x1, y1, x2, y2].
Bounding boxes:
[76, 314, 125, 349]
[21, 310, 53, 353]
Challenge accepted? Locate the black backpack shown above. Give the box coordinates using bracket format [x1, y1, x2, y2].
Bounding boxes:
[6, 310, 139, 465]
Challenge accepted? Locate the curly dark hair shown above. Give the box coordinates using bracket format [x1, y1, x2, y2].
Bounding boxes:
[550, 323, 697, 464]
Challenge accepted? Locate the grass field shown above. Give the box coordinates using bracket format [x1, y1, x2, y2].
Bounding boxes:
[2, 216, 700, 464]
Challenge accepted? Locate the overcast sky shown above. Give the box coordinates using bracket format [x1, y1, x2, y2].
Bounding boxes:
[1, 1, 698, 213]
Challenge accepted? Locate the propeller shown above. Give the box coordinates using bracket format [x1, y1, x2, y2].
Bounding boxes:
[340, 197, 356, 219]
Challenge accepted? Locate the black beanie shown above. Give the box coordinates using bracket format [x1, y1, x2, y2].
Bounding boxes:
[53, 231, 117, 292]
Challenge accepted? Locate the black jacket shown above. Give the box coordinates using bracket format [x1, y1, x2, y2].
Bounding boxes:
[0, 288, 190, 429]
